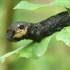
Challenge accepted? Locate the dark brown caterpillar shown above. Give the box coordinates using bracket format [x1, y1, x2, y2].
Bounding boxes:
[7, 11, 70, 42]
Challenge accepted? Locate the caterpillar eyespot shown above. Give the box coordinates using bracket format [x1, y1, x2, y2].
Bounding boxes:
[18, 25, 25, 29]
[7, 11, 70, 42]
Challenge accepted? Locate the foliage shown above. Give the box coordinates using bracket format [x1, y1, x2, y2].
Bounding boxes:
[14, 0, 70, 11]
[0, 0, 70, 63]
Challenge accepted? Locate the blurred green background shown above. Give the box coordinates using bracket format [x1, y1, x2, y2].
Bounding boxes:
[0, 0, 70, 70]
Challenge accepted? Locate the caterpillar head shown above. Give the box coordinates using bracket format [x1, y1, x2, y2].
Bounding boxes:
[7, 22, 29, 42]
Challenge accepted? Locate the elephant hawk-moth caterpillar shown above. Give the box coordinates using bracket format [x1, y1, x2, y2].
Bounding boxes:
[7, 11, 70, 42]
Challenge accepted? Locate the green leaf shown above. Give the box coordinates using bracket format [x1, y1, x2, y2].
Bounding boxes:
[14, 0, 70, 10]
[14, 1, 47, 10]
[32, 37, 51, 58]
[49, 0, 70, 8]
[0, 42, 32, 63]
[65, 8, 70, 14]
[56, 26, 70, 46]
[19, 36, 52, 58]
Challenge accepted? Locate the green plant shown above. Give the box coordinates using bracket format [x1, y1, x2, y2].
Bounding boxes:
[0, 0, 70, 63]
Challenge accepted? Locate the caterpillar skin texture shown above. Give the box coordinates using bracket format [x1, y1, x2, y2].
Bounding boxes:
[7, 11, 70, 42]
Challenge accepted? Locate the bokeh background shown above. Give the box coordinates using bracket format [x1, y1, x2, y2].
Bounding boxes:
[0, 0, 70, 70]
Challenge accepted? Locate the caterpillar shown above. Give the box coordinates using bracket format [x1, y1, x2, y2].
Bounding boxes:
[7, 11, 70, 42]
